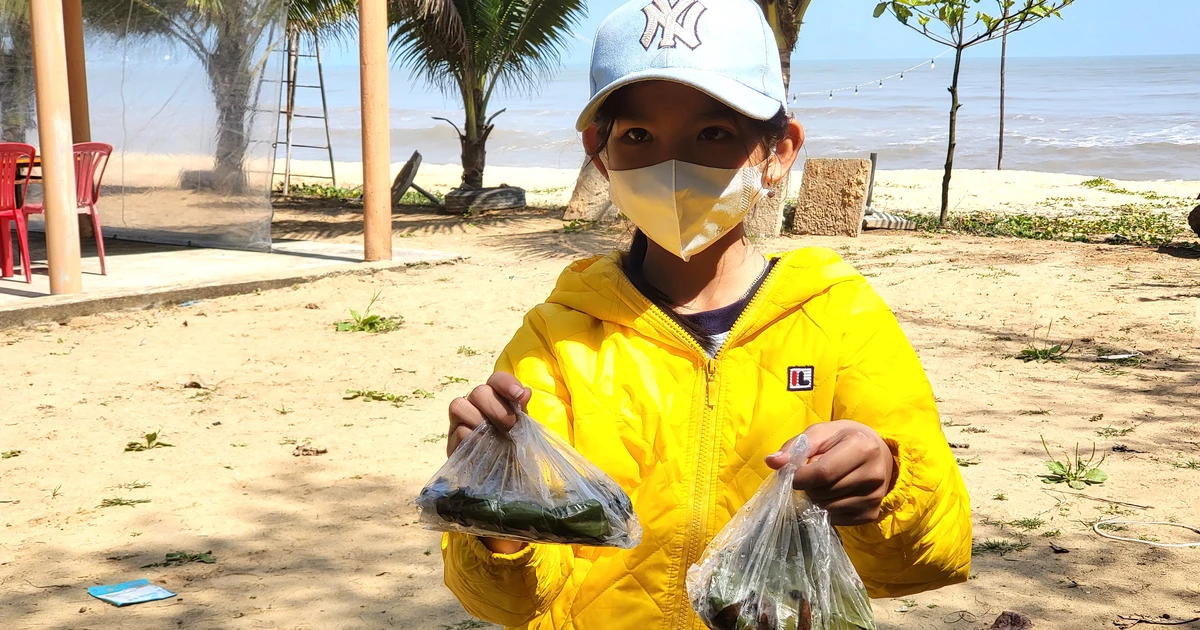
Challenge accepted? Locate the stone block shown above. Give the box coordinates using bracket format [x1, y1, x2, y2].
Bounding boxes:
[564, 162, 615, 222]
[791, 158, 871, 237]
[744, 171, 790, 238]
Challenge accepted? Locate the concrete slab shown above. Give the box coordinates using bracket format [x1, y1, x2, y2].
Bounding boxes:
[0, 232, 462, 329]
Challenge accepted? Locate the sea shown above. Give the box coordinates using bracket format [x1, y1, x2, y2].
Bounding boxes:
[83, 51, 1200, 181]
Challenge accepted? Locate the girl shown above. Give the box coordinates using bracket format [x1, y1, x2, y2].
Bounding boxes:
[440, 0, 972, 627]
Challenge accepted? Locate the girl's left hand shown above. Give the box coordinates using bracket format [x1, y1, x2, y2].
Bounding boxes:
[765, 420, 897, 526]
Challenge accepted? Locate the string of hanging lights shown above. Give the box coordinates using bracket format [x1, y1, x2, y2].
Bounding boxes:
[788, 50, 954, 102]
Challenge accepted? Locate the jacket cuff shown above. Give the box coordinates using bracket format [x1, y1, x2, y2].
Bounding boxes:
[876, 436, 912, 519]
[462, 534, 538, 567]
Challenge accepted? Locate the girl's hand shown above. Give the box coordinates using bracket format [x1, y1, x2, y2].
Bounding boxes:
[765, 420, 897, 527]
[446, 372, 531, 555]
[446, 372, 531, 456]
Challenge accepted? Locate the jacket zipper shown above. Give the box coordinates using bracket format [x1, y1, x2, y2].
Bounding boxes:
[616, 260, 784, 630]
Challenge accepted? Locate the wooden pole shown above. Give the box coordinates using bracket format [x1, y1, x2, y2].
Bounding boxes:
[62, 0, 89, 142]
[30, 0, 82, 293]
[63, 0, 94, 239]
[359, 0, 391, 261]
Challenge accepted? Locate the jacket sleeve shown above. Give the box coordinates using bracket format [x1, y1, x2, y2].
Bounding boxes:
[829, 281, 972, 598]
[441, 306, 577, 626]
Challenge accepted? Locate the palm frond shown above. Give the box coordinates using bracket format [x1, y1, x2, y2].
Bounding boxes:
[289, 0, 358, 44]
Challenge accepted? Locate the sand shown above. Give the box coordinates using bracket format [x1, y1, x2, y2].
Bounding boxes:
[278, 158, 1200, 218]
[111, 153, 1199, 218]
[2, 199, 1200, 629]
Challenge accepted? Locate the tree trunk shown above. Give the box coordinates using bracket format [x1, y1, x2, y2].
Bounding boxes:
[207, 13, 254, 194]
[459, 87, 487, 189]
[998, 9, 1009, 170]
[780, 50, 791, 94]
[940, 44, 965, 224]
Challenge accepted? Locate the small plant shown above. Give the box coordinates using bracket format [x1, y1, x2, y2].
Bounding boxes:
[1, 450, 21, 459]
[276, 182, 363, 200]
[125, 432, 173, 452]
[992, 493, 1007, 501]
[1041, 529, 1061, 538]
[442, 376, 469, 385]
[421, 433, 448, 444]
[457, 346, 479, 357]
[562, 219, 597, 233]
[99, 497, 152, 508]
[963, 426, 989, 434]
[275, 405, 294, 415]
[142, 551, 216, 568]
[51, 485, 63, 499]
[335, 291, 403, 333]
[1016, 323, 1071, 363]
[1095, 426, 1136, 438]
[972, 539, 1030, 556]
[1040, 436, 1107, 489]
[1173, 460, 1200, 470]
[108, 481, 151, 490]
[412, 389, 435, 399]
[956, 456, 980, 467]
[1008, 517, 1045, 531]
[344, 388, 409, 405]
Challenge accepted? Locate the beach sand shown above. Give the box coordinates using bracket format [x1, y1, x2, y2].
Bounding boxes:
[2, 199, 1199, 628]
[281, 157, 1200, 218]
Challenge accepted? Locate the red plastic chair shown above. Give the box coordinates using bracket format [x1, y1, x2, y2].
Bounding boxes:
[23, 142, 113, 276]
[0, 143, 37, 283]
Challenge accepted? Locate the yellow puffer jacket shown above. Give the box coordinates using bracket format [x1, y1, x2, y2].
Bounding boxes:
[441, 248, 971, 629]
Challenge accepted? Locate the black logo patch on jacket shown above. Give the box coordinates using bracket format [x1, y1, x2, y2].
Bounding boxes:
[787, 366, 814, 392]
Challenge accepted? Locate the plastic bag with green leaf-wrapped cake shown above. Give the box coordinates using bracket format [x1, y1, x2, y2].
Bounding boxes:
[416, 407, 641, 548]
[686, 435, 875, 630]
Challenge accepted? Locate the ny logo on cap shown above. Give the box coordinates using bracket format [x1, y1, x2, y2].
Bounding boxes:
[639, 0, 706, 50]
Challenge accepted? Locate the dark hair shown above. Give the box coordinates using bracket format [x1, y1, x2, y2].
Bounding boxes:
[584, 85, 790, 342]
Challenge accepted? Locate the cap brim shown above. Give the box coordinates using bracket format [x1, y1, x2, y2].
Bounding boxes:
[574, 67, 785, 132]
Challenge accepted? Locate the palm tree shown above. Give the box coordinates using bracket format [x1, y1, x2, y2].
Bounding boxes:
[389, 0, 587, 189]
[755, 0, 814, 93]
[0, 2, 35, 142]
[80, 0, 356, 192]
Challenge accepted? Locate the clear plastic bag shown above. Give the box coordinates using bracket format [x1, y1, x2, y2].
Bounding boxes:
[687, 435, 876, 630]
[416, 407, 642, 548]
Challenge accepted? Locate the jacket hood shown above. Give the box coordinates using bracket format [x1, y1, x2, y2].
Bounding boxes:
[544, 248, 863, 350]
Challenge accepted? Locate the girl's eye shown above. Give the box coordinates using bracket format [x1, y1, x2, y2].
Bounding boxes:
[622, 128, 651, 142]
[699, 127, 731, 141]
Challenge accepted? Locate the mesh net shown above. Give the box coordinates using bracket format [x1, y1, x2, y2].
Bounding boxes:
[0, 1, 286, 251]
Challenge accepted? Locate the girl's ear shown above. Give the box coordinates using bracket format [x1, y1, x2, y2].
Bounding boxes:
[581, 125, 610, 180]
[766, 119, 804, 185]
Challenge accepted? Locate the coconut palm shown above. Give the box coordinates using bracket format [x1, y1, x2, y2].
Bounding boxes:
[755, 0, 813, 93]
[389, 0, 588, 189]
[0, 2, 35, 142]
[0, 1, 357, 192]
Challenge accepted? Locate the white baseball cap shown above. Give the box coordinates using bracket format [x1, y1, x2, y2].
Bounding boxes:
[575, 0, 787, 132]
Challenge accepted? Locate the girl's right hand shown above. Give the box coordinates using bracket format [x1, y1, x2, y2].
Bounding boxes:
[446, 372, 531, 457]
[446, 372, 532, 555]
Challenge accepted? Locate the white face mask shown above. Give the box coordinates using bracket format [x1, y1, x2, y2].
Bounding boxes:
[606, 158, 771, 261]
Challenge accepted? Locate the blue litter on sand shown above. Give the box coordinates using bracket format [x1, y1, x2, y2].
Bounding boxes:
[179, 300, 201, 307]
[88, 579, 176, 607]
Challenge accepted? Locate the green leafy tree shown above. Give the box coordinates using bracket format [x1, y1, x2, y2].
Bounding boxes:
[874, 0, 1073, 223]
[389, 0, 587, 189]
[0, 1, 355, 191]
[754, 0, 814, 93]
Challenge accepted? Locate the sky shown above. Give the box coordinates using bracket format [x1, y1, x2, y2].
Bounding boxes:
[561, 0, 1200, 65]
